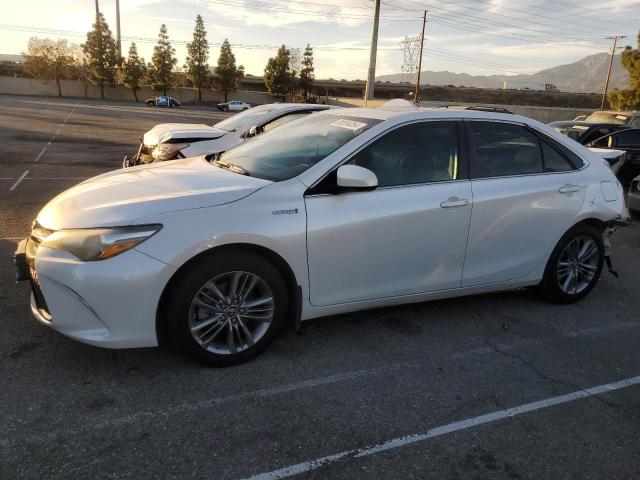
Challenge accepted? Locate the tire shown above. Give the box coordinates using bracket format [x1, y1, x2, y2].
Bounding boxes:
[222, 106, 229, 112]
[166, 251, 289, 366]
[540, 225, 604, 304]
[242, 107, 248, 111]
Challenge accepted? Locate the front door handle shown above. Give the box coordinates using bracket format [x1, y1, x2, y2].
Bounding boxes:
[440, 197, 470, 208]
[559, 184, 582, 194]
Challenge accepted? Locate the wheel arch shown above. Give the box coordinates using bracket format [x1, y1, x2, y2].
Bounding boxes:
[155, 243, 299, 346]
[570, 217, 607, 233]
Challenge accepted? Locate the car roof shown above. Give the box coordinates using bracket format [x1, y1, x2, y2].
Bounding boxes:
[253, 103, 342, 112]
[322, 106, 531, 124]
[549, 120, 632, 128]
[589, 110, 638, 115]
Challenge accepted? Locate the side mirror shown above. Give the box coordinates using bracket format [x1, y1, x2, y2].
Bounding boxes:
[336, 165, 378, 190]
[247, 125, 258, 138]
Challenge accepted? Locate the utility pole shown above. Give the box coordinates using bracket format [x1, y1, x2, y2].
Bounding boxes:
[116, 0, 122, 82]
[364, 0, 381, 104]
[94, 0, 99, 16]
[414, 11, 427, 104]
[601, 35, 625, 110]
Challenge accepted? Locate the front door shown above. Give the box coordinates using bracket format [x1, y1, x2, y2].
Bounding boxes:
[305, 120, 473, 306]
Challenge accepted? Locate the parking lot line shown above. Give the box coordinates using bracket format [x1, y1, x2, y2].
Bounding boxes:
[3, 318, 638, 450]
[0, 177, 88, 180]
[0, 362, 414, 448]
[32, 102, 77, 164]
[8, 170, 29, 191]
[246, 374, 640, 480]
[33, 142, 50, 162]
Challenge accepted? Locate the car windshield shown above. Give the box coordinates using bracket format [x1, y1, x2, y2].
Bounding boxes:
[216, 114, 381, 181]
[552, 124, 590, 141]
[584, 112, 630, 124]
[214, 105, 275, 132]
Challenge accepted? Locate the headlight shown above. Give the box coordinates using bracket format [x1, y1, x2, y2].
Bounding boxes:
[152, 143, 189, 160]
[40, 225, 162, 261]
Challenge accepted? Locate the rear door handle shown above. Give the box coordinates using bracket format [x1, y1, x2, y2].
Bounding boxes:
[559, 184, 582, 194]
[440, 197, 470, 208]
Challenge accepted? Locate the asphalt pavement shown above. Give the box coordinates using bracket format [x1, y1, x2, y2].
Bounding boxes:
[1, 95, 639, 480]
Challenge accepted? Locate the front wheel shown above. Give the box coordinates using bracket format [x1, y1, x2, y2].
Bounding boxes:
[541, 225, 604, 304]
[167, 251, 289, 366]
[222, 106, 229, 112]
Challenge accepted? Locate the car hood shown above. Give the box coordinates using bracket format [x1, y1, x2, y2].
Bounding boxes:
[36, 156, 271, 230]
[143, 123, 228, 145]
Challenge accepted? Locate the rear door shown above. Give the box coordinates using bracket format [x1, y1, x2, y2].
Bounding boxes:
[462, 120, 585, 287]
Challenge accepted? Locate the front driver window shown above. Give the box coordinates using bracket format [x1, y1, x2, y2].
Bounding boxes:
[347, 121, 459, 187]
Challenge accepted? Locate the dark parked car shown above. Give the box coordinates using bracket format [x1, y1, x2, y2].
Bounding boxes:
[586, 128, 640, 185]
[548, 121, 632, 145]
[581, 110, 640, 127]
[145, 96, 181, 107]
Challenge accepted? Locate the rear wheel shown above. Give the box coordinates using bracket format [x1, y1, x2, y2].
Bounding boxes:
[541, 225, 604, 304]
[167, 251, 288, 366]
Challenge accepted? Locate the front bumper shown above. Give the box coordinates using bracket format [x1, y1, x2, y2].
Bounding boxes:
[16, 240, 177, 348]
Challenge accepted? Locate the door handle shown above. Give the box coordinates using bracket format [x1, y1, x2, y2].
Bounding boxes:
[440, 197, 470, 208]
[558, 184, 582, 194]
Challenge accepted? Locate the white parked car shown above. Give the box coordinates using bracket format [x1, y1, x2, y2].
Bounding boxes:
[217, 100, 251, 112]
[15, 108, 629, 366]
[124, 103, 335, 167]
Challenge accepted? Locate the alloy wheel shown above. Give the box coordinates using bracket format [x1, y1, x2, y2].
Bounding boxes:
[556, 236, 600, 295]
[188, 271, 275, 354]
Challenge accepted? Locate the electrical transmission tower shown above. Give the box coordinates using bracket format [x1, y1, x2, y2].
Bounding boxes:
[400, 34, 422, 85]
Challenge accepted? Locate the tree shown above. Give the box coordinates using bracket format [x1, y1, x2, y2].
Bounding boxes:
[185, 15, 210, 103]
[264, 45, 295, 102]
[23, 37, 77, 97]
[122, 43, 147, 101]
[213, 39, 245, 102]
[82, 13, 119, 99]
[148, 24, 177, 95]
[608, 32, 640, 110]
[299, 44, 315, 100]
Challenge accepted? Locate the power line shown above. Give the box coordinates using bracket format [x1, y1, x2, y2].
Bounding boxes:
[0, 23, 592, 75]
[384, 0, 599, 40]
[403, 13, 608, 50]
[199, 0, 415, 21]
[383, 0, 610, 43]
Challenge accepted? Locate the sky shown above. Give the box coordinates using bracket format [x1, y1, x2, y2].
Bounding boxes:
[1, 0, 639, 80]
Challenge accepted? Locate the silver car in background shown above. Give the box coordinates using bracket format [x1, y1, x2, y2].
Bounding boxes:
[124, 103, 336, 167]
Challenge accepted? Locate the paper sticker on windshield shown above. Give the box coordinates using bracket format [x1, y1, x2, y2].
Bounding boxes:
[330, 119, 368, 132]
[616, 115, 628, 120]
[573, 125, 589, 130]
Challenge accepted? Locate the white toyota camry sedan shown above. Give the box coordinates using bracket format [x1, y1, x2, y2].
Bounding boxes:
[15, 108, 629, 366]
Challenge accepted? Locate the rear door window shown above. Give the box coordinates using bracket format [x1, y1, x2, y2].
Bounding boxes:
[540, 139, 574, 172]
[469, 122, 543, 178]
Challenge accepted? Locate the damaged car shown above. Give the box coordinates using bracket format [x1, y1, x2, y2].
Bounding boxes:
[123, 103, 335, 167]
[15, 108, 629, 366]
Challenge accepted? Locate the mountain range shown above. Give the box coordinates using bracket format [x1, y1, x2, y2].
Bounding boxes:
[377, 52, 629, 93]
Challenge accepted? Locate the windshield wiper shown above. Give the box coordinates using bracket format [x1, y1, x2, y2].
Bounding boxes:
[213, 158, 249, 176]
